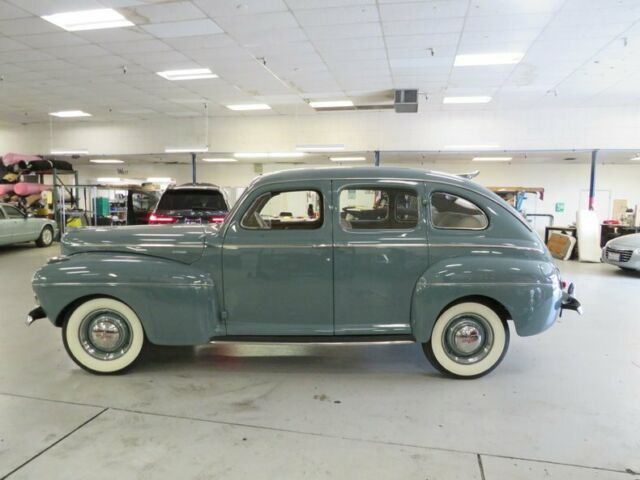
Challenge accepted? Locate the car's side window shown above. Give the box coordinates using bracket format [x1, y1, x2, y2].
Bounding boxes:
[430, 192, 488, 230]
[241, 190, 323, 230]
[339, 187, 418, 230]
[3, 206, 24, 219]
[0, 209, 5, 219]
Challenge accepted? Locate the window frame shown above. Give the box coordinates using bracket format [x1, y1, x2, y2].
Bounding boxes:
[3, 205, 25, 219]
[429, 191, 489, 231]
[240, 188, 324, 231]
[338, 185, 420, 232]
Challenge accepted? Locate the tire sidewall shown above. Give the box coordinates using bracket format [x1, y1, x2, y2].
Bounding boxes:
[63, 297, 144, 374]
[427, 302, 509, 379]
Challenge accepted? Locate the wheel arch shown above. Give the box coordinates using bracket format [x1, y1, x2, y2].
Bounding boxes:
[436, 295, 512, 324]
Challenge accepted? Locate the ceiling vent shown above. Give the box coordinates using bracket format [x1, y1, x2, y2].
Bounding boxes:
[394, 89, 419, 113]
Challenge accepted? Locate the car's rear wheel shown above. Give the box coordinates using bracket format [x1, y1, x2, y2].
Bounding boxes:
[35, 226, 53, 247]
[62, 297, 145, 374]
[423, 302, 509, 379]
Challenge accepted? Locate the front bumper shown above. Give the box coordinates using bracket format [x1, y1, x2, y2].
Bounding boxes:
[26, 306, 46, 326]
[602, 247, 640, 270]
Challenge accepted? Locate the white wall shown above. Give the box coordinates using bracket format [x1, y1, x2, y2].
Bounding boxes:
[3, 105, 640, 154]
[74, 161, 640, 227]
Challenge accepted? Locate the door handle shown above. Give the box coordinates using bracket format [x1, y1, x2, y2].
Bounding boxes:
[311, 244, 331, 249]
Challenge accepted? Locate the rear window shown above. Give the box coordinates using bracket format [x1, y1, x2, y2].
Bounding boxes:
[157, 189, 228, 212]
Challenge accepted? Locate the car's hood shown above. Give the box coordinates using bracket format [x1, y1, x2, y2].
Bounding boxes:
[61, 224, 215, 264]
[607, 232, 640, 249]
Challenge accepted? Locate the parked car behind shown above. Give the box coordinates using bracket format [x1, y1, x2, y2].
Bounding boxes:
[0, 203, 57, 247]
[602, 233, 640, 271]
[148, 183, 229, 225]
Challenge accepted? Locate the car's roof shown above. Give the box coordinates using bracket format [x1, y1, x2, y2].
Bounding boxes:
[169, 183, 222, 191]
[252, 166, 476, 189]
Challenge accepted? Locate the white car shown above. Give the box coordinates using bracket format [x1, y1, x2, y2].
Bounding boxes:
[602, 233, 640, 271]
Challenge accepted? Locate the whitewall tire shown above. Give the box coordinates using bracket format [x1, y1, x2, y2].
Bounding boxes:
[423, 302, 509, 379]
[36, 226, 54, 247]
[62, 297, 145, 374]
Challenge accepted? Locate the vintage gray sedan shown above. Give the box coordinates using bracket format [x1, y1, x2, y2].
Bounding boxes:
[28, 167, 581, 378]
[0, 203, 57, 248]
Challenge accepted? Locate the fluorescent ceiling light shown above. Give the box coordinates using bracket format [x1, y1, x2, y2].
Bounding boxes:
[202, 158, 237, 163]
[454, 52, 524, 67]
[51, 149, 88, 155]
[226, 104, 271, 111]
[42, 8, 134, 32]
[157, 68, 218, 81]
[630, 156, 640, 161]
[309, 100, 354, 108]
[234, 152, 305, 159]
[49, 110, 91, 118]
[296, 144, 345, 152]
[443, 145, 501, 151]
[165, 147, 208, 153]
[97, 177, 121, 183]
[330, 156, 366, 162]
[90, 159, 123, 164]
[147, 177, 172, 182]
[472, 157, 513, 162]
[443, 96, 492, 104]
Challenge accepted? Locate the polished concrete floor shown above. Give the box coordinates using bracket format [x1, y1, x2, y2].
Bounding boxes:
[0, 243, 638, 480]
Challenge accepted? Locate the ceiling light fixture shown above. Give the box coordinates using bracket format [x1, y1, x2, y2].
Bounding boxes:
[630, 155, 640, 161]
[330, 156, 366, 162]
[454, 52, 524, 67]
[165, 147, 208, 153]
[234, 152, 305, 159]
[296, 144, 345, 152]
[49, 110, 91, 118]
[202, 158, 237, 163]
[309, 100, 354, 109]
[157, 68, 218, 81]
[51, 149, 88, 155]
[472, 157, 513, 162]
[90, 159, 123, 164]
[443, 96, 492, 104]
[225, 104, 271, 111]
[42, 8, 134, 32]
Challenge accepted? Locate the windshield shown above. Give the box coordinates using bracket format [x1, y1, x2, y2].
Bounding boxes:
[157, 189, 228, 212]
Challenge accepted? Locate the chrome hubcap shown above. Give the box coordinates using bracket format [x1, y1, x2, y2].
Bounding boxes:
[42, 229, 52, 244]
[442, 314, 493, 365]
[79, 310, 131, 361]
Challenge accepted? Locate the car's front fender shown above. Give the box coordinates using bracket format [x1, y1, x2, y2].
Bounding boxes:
[32, 252, 223, 345]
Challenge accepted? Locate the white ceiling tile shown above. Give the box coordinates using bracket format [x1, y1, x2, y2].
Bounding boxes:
[74, 27, 153, 43]
[214, 12, 298, 35]
[13, 32, 88, 48]
[194, 0, 287, 17]
[236, 27, 308, 46]
[0, 17, 60, 35]
[390, 56, 453, 68]
[0, 48, 54, 63]
[385, 33, 459, 49]
[0, 36, 28, 51]
[0, 0, 29, 19]
[162, 33, 236, 50]
[131, 1, 206, 23]
[314, 36, 385, 51]
[101, 39, 173, 54]
[322, 48, 387, 61]
[124, 49, 191, 65]
[42, 44, 110, 58]
[379, 1, 468, 21]
[388, 45, 458, 58]
[294, 5, 379, 26]
[468, 0, 564, 16]
[383, 18, 464, 36]
[464, 13, 553, 32]
[304, 22, 382, 40]
[142, 18, 223, 38]
[7, 0, 104, 16]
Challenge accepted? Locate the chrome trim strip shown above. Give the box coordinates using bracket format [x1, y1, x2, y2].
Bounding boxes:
[429, 243, 543, 252]
[33, 282, 213, 287]
[429, 282, 548, 286]
[336, 242, 428, 248]
[63, 242, 203, 249]
[222, 242, 540, 251]
[223, 244, 332, 249]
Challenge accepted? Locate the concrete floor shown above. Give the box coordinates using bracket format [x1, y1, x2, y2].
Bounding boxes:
[0, 243, 638, 480]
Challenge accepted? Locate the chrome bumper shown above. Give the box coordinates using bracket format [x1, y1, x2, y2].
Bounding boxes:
[26, 306, 46, 326]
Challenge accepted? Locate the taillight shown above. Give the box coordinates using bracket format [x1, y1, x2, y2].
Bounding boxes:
[149, 213, 177, 224]
[208, 215, 226, 224]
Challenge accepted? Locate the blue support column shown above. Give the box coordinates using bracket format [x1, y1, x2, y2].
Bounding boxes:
[374, 150, 380, 166]
[589, 149, 598, 210]
[191, 152, 197, 184]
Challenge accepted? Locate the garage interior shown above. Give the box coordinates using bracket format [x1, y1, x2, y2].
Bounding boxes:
[1, 0, 640, 479]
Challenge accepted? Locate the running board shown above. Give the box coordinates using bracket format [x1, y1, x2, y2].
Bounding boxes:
[208, 334, 416, 345]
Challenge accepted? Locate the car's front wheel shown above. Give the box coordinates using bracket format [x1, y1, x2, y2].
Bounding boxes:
[423, 302, 509, 379]
[62, 297, 145, 374]
[35, 226, 53, 247]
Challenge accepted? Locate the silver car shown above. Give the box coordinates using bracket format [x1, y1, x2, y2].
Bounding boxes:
[0, 203, 57, 248]
[602, 233, 640, 271]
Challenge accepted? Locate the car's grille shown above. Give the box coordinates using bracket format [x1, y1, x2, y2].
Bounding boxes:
[606, 247, 633, 263]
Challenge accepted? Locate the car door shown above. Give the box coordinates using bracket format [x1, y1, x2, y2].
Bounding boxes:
[222, 180, 333, 336]
[332, 180, 429, 335]
[2, 205, 32, 243]
[0, 207, 12, 245]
